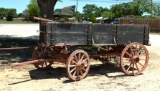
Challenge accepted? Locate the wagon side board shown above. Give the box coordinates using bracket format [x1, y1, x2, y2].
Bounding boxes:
[116, 24, 148, 45]
[46, 23, 150, 46]
[47, 23, 89, 46]
[91, 24, 116, 45]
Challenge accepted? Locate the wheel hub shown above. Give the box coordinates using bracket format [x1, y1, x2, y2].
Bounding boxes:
[77, 60, 82, 66]
[131, 55, 140, 63]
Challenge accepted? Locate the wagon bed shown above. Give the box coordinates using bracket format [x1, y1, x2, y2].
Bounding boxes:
[44, 23, 149, 46]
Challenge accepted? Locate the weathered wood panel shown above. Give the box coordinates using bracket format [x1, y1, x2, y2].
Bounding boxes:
[91, 24, 116, 45]
[47, 23, 89, 46]
[116, 24, 145, 45]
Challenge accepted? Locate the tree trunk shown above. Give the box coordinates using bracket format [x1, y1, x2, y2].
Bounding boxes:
[37, 0, 58, 44]
[37, 0, 58, 19]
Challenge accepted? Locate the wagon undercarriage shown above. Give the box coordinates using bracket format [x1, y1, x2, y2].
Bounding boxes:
[24, 42, 148, 81]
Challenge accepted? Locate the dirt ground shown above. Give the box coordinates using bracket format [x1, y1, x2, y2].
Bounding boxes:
[0, 24, 160, 91]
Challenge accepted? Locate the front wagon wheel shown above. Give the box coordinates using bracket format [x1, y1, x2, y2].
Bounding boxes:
[120, 42, 149, 76]
[66, 49, 90, 81]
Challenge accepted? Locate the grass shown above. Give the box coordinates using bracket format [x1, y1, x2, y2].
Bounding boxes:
[0, 20, 38, 24]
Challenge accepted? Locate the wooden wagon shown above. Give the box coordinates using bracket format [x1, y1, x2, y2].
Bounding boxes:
[15, 20, 148, 81]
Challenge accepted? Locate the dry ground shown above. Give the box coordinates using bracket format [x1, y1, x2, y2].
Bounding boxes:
[0, 24, 160, 91]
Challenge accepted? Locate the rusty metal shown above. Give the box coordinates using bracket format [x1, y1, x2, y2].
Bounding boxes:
[34, 17, 53, 22]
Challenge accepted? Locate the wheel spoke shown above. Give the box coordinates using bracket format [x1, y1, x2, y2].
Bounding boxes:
[70, 67, 76, 73]
[78, 52, 81, 60]
[132, 62, 135, 74]
[80, 68, 83, 76]
[125, 51, 132, 58]
[81, 58, 88, 64]
[69, 65, 76, 67]
[135, 45, 140, 54]
[135, 62, 140, 71]
[138, 62, 144, 67]
[77, 68, 80, 77]
[74, 55, 78, 62]
[127, 62, 132, 71]
[73, 70, 77, 77]
[81, 67, 86, 72]
[80, 54, 85, 62]
[71, 59, 77, 65]
[136, 47, 141, 56]
[129, 46, 134, 56]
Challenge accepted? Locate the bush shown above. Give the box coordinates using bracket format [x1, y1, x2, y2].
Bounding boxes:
[6, 11, 14, 21]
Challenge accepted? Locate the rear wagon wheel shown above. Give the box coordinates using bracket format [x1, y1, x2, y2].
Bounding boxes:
[120, 42, 149, 76]
[32, 44, 53, 69]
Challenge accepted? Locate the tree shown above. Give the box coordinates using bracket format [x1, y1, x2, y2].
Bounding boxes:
[22, 9, 30, 21]
[154, 4, 160, 16]
[37, 0, 62, 19]
[110, 4, 123, 18]
[27, 0, 40, 19]
[74, 11, 82, 22]
[101, 8, 114, 20]
[110, 2, 144, 18]
[133, 0, 154, 14]
[83, 4, 98, 19]
[6, 9, 17, 21]
[0, 8, 6, 19]
[18, 13, 23, 17]
[0, 8, 17, 20]
[94, 6, 103, 17]
[89, 13, 97, 23]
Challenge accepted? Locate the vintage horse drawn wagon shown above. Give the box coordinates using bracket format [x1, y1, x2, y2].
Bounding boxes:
[12, 18, 150, 81]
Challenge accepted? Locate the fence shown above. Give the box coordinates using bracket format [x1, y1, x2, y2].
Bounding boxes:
[120, 18, 160, 32]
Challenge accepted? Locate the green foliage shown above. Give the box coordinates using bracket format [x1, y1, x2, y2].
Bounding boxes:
[83, 4, 98, 19]
[73, 1, 160, 23]
[18, 13, 23, 17]
[0, 8, 6, 19]
[0, 8, 17, 20]
[74, 11, 83, 22]
[89, 13, 97, 23]
[6, 11, 14, 21]
[110, 4, 123, 18]
[27, 0, 40, 19]
[22, 9, 30, 21]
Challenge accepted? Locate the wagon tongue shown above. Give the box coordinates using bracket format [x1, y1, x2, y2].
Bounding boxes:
[11, 60, 39, 67]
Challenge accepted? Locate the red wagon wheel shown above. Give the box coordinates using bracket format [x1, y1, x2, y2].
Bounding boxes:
[120, 42, 149, 76]
[32, 44, 53, 69]
[66, 49, 90, 81]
